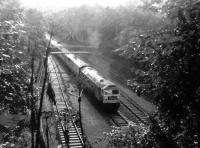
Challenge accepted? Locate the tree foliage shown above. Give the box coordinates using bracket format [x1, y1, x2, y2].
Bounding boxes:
[0, 0, 29, 112]
[48, 3, 165, 53]
[0, 0, 23, 22]
[115, 0, 200, 147]
[0, 0, 48, 147]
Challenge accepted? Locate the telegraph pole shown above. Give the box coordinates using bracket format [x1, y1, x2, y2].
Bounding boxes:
[30, 42, 35, 148]
[44, 111, 52, 148]
[78, 88, 85, 147]
[35, 31, 53, 148]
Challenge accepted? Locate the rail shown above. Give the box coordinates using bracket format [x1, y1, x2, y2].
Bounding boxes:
[48, 56, 84, 147]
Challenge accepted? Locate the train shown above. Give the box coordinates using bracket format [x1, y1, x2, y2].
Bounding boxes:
[52, 46, 120, 111]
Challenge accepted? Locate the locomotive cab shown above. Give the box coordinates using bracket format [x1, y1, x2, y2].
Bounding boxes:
[101, 85, 120, 104]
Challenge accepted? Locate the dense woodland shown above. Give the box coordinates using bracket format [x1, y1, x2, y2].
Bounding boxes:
[0, 0, 200, 147]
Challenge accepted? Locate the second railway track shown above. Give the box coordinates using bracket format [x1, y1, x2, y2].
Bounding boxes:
[110, 111, 129, 127]
[48, 56, 85, 148]
[105, 66, 150, 125]
[119, 93, 149, 124]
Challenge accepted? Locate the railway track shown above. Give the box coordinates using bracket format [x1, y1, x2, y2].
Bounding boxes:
[108, 70, 149, 124]
[119, 93, 149, 124]
[48, 56, 84, 148]
[109, 70, 149, 124]
[108, 69, 150, 124]
[110, 111, 129, 127]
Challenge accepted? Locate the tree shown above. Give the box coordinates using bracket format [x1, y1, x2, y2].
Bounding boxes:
[0, 0, 23, 22]
[0, 0, 29, 112]
[118, 0, 200, 147]
[0, 1, 33, 147]
[0, 1, 49, 148]
[23, 9, 47, 57]
[35, 31, 53, 148]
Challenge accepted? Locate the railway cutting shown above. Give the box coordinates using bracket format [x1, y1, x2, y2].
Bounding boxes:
[50, 39, 150, 126]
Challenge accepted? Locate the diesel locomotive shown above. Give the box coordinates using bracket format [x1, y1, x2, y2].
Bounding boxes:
[53, 46, 120, 110]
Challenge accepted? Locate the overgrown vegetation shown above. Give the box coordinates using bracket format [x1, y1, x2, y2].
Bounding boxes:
[106, 0, 200, 147]
[0, 0, 27, 112]
[0, 0, 47, 147]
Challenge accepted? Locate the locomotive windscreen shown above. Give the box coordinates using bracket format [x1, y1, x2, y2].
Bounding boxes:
[112, 90, 119, 94]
